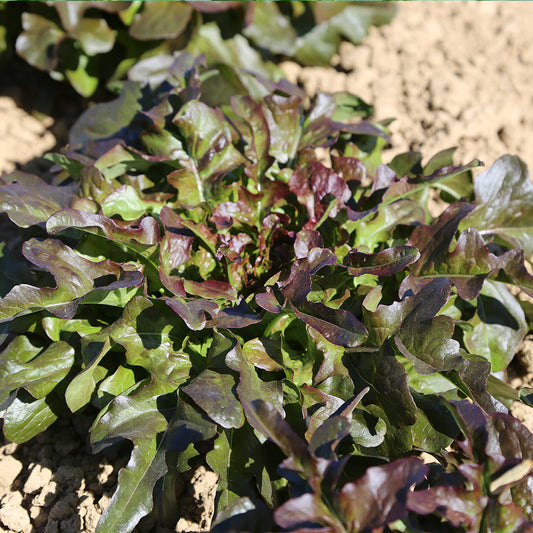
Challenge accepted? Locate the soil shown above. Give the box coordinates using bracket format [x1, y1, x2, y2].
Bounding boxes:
[1, 2, 533, 532]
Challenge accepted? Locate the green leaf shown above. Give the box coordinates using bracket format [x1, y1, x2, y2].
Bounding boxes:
[226, 340, 284, 416]
[3, 394, 58, 443]
[171, 100, 246, 203]
[97, 366, 137, 406]
[16, 13, 64, 70]
[461, 155, 533, 255]
[69, 81, 143, 149]
[230, 95, 273, 186]
[101, 184, 163, 221]
[93, 386, 216, 533]
[65, 52, 99, 98]
[187, 23, 281, 88]
[347, 342, 417, 428]
[129, 1, 193, 40]
[207, 425, 266, 514]
[109, 297, 191, 385]
[261, 95, 302, 164]
[332, 92, 374, 121]
[396, 278, 461, 376]
[69, 17, 116, 56]
[244, 2, 297, 55]
[353, 199, 425, 250]
[0, 341, 74, 404]
[464, 281, 527, 372]
[65, 335, 111, 413]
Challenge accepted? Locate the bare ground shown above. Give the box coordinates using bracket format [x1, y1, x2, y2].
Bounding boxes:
[1, 2, 533, 532]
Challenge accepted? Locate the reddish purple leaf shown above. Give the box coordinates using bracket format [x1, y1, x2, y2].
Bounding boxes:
[292, 301, 367, 348]
[182, 370, 244, 429]
[183, 279, 238, 301]
[166, 297, 219, 330]
[344, 246, 420, 277]
[0, 172, 75, 227]
[336, 457, 428, 530]
[47, 209, 160, 245]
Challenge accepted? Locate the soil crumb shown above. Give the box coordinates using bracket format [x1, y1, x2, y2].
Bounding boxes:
[0, 415, 216, 533]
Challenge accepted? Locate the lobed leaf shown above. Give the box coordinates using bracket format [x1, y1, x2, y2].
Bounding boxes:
[182, 370, 244, 429]
[0, 239, 143, 322]
[0, 172, 75, 228]
[47, 209, 160, 246]
[129, 2, 193, 41]
[171, 100, 247, 203]
[344, 245, 420, 277]
[461, 155, 533, 255]
[243, 399, 318, 477]
[292, 301, 367, 348]
[3, 394, 58, 444]
[336, 457, 428, 531]
[0, 341, 74, 404]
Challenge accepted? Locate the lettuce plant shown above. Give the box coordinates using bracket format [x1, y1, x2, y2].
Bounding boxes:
[4, 0, 395, 97]
[1, 55, 533, 532]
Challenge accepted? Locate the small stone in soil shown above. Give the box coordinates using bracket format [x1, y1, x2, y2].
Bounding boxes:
[0, 492, 32, 533]
[0, 456, 23, 493]
[32, 481, 58, 508]
[23, 463, 53, 494]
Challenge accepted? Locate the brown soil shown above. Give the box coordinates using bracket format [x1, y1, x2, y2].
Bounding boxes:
[1, 2, 533, 532]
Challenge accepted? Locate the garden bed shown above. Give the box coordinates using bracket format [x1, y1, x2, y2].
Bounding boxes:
[1, 3, 533, 532]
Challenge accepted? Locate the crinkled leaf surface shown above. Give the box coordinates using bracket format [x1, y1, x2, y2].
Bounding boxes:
[347, 341, 417, 428]
[0, 172, 75, 228]
[0, 341, 74, 404]
[16, 13, 64, 70]
[109, 297, 191, 385]
[292, 301, 367, 348]
[461, 155, 533, 255]
[0, 239, 142, 322]
[93, 383, 216, 533]
[182, 370, 244, 429]
[230, 95, 273, 184]
[261, 95, 301, 164]
[344, 245, 419, 277]
[3, 393, 58, 444]
[47, 209, 160, 246]
[3, 45, 533, 533]
[129, 2, 193, 40]
[226, 342, 284, 416]
[336, 457, 428, 531]
[172, 100, 246, 203]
